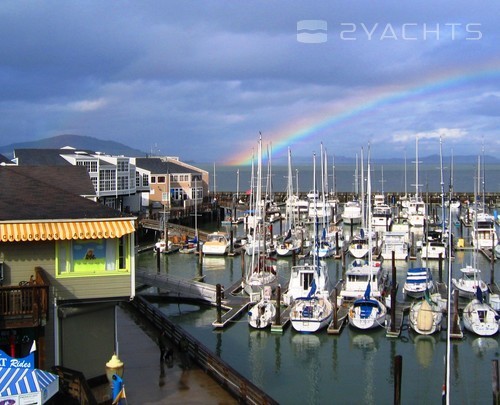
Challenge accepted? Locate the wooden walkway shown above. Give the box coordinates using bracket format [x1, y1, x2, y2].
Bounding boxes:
[386, 303, 409, 338]
[327, 305, 349, 334]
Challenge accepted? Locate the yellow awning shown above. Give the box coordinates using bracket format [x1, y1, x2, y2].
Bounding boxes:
[0, 220, 135, 242]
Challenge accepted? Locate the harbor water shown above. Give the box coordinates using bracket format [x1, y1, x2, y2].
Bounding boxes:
[199, 162, 500, 195]
[135, 214, 500, 404]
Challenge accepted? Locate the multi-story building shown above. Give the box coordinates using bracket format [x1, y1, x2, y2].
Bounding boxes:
[0, 166, 136, 379]
[14, 147, 151, 213]
[135, 156, 209, 214]
[13, 148, 209, 219]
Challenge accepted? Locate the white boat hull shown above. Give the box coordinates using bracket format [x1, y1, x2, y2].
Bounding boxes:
[348, 299, 387, 330]
[290, 296, 333, 333]
[408, 300, 443, 335]
[463, 299, 499, 336]
[248, 300, 276, 329]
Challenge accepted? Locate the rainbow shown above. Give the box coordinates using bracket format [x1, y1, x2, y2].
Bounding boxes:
[224, 60, 500, 166]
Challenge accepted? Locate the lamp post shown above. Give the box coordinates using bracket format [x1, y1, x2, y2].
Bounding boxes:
[105, 353, 124, 403]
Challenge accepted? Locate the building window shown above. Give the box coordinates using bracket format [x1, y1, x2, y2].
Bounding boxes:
[117, 161, 129, 172]
[56, 237, 129, 277]
[151, 176, 156, 184]
[99, 169, 116, 191]
[170, 188, 185, 201]
[77, 160, 98, 173]
[157, 176, 166, 183]
[191, 187, 203, 199]
[143, 174, 149, 186]
[136, 172, 140, 187]
[117, 175, 128, 190]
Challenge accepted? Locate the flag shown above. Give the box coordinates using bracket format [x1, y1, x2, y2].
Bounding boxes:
[306, 279, 317, 299]
[364, 282, 371, 300]
[112, 385, 127, 405]
[476, 286, 483, 303]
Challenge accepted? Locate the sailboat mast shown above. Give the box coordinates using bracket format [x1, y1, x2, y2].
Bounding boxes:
[360, 147, 365, 228]
[415, 137, 419, 198]
[367, 146, 373, 265]
[236, 169, 240, 200]
[439, 136, 445, 235]
[404, 150, 408, 198]
[313, 152, 320, 270]
[444, 185, 453, 405]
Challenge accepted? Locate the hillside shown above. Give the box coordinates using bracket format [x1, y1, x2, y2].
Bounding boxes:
[0, 134, 147, 158]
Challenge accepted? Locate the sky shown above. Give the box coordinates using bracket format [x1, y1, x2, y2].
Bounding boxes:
[1, 1, 499, 165]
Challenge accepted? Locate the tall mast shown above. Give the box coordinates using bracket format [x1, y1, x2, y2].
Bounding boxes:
[360, 147, 365, 228]
[439, 136, 445, 235]
[236, 169, 240, 200]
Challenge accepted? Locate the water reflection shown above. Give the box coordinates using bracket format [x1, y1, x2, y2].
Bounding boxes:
[471, 337, 499, 358]
[290, 333, 320, 405]
[412, 334, 438, 369]
[351, 333, 378, 405]
[202, 256, 227, 271]
[248, 329, 269, 387]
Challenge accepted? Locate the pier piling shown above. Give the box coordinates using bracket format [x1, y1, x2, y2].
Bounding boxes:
[275, 285, 281, 327]
[156, 247, 160, 273]
[390, 251, 396, 334]
[438, 253, 443, 283]
[216, 284, 222, 324]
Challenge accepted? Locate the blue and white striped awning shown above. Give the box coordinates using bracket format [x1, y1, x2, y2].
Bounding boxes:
[0, 367, 59, 404]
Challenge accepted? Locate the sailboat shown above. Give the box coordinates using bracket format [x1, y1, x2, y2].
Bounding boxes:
[408, 288, 444, 335]
[342, 153, 362, 225]
[317, 144, 337, 258]
[180, 178, 200, 254]
[405, 137, 426, 228]
[243, 135, 278, 299]
[248, 285, 276, 329]
[348, 149, 388, 330]
[452, 157, 489, 299]
[289, 152, 333, 333]
[462, 287, 499, 336]
[276, 148, 303, 257]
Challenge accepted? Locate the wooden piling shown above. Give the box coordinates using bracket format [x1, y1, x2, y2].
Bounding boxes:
[438, 253, 443, 284]
[241, 251, 245, 278]
[216, 284, 222, 324]
[492, 237, 495, 284]
[230, 229, 234, 254]
[156, 247, 161, 273]
[390, 251, 396, 333]
[394, 355, 402, 405]
[275, 285, 281, 326]
[333, 287, 338, 328]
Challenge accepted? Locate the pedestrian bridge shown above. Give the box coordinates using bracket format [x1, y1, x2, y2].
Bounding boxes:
[136, 271, 217, 303]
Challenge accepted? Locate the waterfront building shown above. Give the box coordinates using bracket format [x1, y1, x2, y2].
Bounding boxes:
[13, 147, 150, 213]
[0, 166, 136, 380]
[135, 156, 209, 218]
